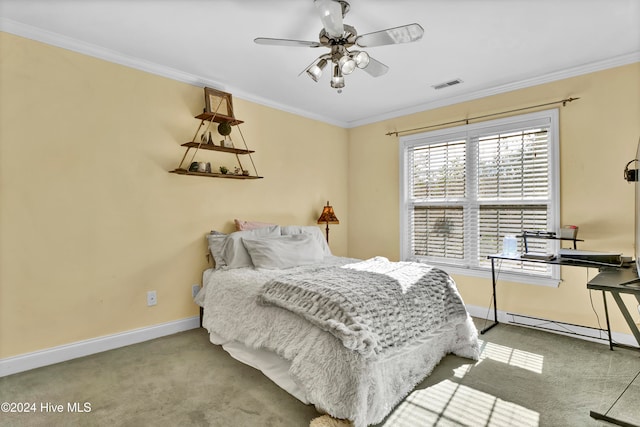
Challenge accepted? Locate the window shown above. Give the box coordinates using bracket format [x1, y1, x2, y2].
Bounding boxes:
[400, 109, 560, 286]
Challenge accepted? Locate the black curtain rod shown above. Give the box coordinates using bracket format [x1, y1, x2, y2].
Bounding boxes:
[385, 97, 580, 137]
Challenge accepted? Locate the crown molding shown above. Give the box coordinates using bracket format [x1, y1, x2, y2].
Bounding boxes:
[2, 17, 636, 130]
[0, 18, 216, 89]
[0, 18, 347, 127]
[347, 51, 640, 128]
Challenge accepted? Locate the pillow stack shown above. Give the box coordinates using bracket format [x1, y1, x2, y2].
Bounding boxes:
[207, 221, 332, 270]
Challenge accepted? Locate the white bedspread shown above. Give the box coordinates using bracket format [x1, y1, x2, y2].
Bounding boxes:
[197, 256, 479, 427]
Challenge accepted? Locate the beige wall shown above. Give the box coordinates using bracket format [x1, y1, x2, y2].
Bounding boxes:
[348, 63, 640, 333]
[1, 31, 639, 359]
[0, 33, 348, 358]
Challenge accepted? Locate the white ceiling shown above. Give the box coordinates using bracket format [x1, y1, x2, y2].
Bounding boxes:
[1, 0, 639, 128]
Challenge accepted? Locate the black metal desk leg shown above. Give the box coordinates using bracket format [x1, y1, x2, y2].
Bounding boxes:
[601, 290, 613, 351]
[481, 258, 499, 334]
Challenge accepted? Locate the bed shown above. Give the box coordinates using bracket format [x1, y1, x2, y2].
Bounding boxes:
[195, 223, 479, 427]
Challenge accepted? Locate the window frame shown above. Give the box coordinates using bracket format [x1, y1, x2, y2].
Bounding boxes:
[399, 109, 560, 286]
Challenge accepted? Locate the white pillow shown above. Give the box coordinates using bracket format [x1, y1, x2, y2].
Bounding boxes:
[221, 225, 281, 269]
[242, 234, 324, 269]
[281, 225, 332, 256]
[206, 231, 227, 269]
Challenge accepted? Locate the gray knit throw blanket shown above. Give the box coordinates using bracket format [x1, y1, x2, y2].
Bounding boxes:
[257, 257, 469, 358]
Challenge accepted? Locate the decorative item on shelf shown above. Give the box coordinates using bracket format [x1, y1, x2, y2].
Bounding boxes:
[207, 132, 214, 144]
[218, 122, 232, 136]
[204, 87, 233, 116]
[219, 166, 229, 174]
[234, 167, 242, 175]
[242, 169, 250, 176]
[189, 162, 199, 172]
[317, 200, 339, 243]
[200, 133, 207, 143]
[198, 162, 207, 173]
[205, 162, 212, 173]
[217, 122, 233, 148]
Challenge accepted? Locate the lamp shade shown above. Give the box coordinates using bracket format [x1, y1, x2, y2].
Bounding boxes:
[339, 54, 356, 75]
[306, 58, 328, 82]
[317, 201, 339, 224]
[353, 50, 370, 68]
[330, 65, 345, 89]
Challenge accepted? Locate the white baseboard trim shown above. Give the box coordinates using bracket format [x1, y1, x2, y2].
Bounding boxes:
[0, 316, 200, 378]
[2, 308, 634, 378]
[465, 304, 638, 348]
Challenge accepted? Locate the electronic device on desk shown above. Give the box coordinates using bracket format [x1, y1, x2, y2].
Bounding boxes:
[558, 249, 622, 266]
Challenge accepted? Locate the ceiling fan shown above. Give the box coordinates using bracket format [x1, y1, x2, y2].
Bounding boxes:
[254, 0, 424, 92]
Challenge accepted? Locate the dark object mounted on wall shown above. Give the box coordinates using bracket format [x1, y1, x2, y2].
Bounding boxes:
[624, 158, 638, 182]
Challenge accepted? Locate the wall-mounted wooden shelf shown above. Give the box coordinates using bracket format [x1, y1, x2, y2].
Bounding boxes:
[179, 142, 254, 154]
[169, 168, 263, 179]
[170, 91, 261, 180]
[195, 112, 244, 125]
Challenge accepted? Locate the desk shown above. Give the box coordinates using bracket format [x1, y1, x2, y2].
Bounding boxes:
[587, 268, 640, 350]
[487, 254, 640, 427]
[483, 253, 611, 334]
[588, 268, 640, 427]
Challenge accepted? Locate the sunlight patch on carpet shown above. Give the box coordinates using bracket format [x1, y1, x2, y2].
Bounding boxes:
[453, 340, 544, 379]
[382, 380, 539, 426]
[477, 340, 544, 373]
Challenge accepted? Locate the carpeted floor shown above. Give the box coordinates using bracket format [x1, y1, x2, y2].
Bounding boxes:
[1, 318, 639, 426]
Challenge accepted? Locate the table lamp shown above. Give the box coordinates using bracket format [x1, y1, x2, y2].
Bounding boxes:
[317, 201, 339, 243]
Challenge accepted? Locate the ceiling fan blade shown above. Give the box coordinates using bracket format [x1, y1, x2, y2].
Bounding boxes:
[314, 0, 344, 38]
[356, 23, 424, 47]
[254, 37, 322, 48]
[361, 57, 389, 77]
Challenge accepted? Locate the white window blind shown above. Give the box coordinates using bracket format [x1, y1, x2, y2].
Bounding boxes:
[400, 110, 560, 285]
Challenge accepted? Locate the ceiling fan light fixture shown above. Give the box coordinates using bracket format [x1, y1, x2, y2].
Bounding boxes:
[338, 54, 356, 75]
[306, 58, 328, 82]
[353, 50, 370, 68]
[331, 65, 345, 89]
[330, 77, 345, 89]
[255, 1, 421, 92]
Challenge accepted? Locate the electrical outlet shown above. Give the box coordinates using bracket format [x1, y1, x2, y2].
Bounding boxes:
[192, 284, 200, 299]
[147, 290, 157, 306]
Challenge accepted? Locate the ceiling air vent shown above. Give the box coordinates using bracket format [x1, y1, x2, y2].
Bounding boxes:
[432, 78, 463, 90]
